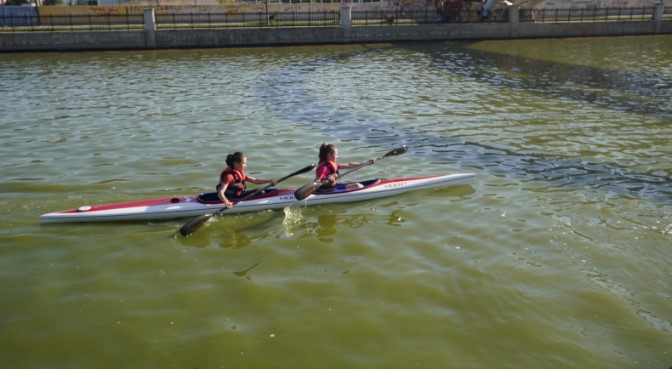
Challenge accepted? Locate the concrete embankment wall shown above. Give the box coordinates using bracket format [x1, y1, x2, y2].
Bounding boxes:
[1, 6, 670, 52]
[1, 31, 147, 51]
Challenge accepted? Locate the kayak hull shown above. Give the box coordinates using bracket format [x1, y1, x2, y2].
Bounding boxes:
[39, 173, 475, 223]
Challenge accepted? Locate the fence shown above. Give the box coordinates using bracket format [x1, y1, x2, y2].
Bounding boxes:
[244, 0, 387, 3]
[667, 5, 672, 17]
[532, 6, 656, 23]
[154, 8, 511, 29]
[0, 6, 665, 32]
[0, 13, 144, 30]
[155, 11, 340, 29]
[351, 8, 510, 25]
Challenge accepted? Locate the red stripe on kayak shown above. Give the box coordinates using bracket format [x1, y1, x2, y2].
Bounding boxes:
[57, 196, 194, 214]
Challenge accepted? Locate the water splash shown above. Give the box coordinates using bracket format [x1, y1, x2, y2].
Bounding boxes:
[282, 204, 305, 237]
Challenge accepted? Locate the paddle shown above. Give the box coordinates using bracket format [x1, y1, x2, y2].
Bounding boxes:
[294, 145, 408, 201]
[179, 164, 315, 237]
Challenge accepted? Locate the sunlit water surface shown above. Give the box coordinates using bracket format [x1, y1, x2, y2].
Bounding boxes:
[1, 36, 671, 369]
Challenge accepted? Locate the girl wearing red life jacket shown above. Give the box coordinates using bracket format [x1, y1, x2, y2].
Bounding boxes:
[217, 152, 277, 208]
[315, 143, 375, 192]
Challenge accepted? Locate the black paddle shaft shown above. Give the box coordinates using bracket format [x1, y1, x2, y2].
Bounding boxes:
[337, 145, 408, 179]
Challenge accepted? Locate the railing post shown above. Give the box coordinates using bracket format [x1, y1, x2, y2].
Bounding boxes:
[653, 3, 664, 33]
[340, 4, 352, 28]
[509, 5, 519, 38]
[340, 4, 352, 44]
[144, 8, 156, 49]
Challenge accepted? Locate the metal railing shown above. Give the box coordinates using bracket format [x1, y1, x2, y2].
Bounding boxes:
[245, 0, 387, 3]
[351, 8, 509, 25]
[155, 11, 340, 29]
[0, 7, 664, 32]
[0, 14, 144, 31]
[530, 7, 656, 23]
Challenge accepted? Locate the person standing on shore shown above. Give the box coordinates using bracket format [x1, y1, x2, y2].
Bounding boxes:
[477, 0, 490, 21]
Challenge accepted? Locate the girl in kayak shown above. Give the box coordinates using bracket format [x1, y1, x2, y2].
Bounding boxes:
[217, 152, 277, 208]
[316, 143, 375, 191]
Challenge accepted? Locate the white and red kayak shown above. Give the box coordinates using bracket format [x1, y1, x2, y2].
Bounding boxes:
[39, 173, 475, 223]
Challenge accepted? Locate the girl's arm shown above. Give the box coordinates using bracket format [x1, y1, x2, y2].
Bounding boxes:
[339, 162, 358, 169]
[340, 158, 376, 169]
[217, 183, 233, 208]
[247, 176, 277, 186]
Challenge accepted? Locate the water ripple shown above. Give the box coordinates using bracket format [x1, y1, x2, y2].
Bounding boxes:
[256, 43, 671, 203]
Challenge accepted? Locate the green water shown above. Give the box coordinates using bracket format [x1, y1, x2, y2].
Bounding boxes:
[1, 36, 671, 369]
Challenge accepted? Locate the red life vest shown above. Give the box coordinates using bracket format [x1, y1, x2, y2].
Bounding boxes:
[316, 160, 339, 181]
[218, 167, 247, 197]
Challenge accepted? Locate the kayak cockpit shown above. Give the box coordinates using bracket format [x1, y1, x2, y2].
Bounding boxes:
[196, 188, 279, 204]
[315, 179, 381, 194]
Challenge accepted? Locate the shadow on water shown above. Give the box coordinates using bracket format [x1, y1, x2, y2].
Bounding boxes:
[256, 43, 671, 204]
[408, 41, 672, 120]
[232, 260, 261, 278]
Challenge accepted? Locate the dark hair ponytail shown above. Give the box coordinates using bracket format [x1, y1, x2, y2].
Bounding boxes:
[226, 152, 245, 168]
[318, 143, 336, 162]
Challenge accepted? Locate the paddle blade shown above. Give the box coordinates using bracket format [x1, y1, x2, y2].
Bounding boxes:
[179, 213, 214, 237]
[294, 181, 323, 201]
[384, 145, 408, 158]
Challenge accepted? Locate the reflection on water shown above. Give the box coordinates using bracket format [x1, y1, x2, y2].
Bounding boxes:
[179, 204, 411, 247]
[220, 229, 252, 249]
[316, 214, 338, 244]
[232, 260, 260, 278]
[286, 207, 343, 244]
[283, 207, 380, 244]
